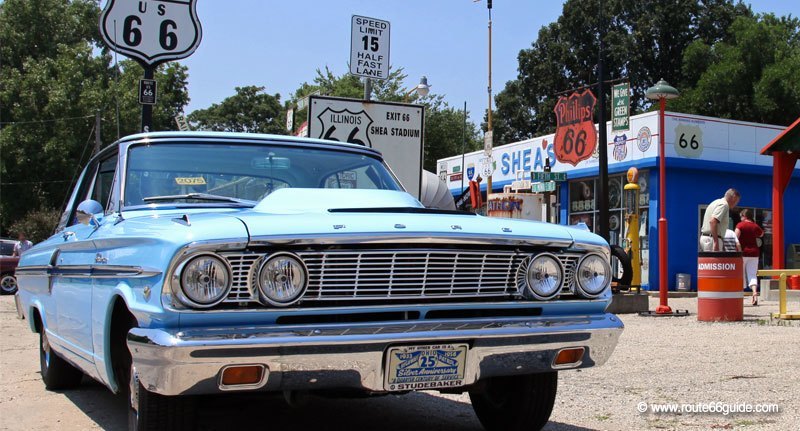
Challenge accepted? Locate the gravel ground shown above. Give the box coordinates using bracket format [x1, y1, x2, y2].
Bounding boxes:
[1, 295, 798, 430]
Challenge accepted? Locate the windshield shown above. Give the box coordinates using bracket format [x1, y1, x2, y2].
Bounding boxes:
[124, 142, 403, 207]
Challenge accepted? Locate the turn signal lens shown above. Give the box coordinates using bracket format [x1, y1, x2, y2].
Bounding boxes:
[554, 347, 585, 367]
[221, 365, 265, 386]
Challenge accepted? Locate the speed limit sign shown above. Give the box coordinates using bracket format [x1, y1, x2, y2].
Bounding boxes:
[99, 0, 203, 66]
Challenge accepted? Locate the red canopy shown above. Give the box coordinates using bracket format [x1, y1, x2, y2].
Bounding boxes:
[760, 117, 800, 269]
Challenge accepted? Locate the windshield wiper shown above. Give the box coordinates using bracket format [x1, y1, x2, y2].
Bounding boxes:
[142, 193, 255, 206]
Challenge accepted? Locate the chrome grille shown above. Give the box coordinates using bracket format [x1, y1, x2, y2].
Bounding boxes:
[560, 254, 581, 294]
[220, 249, 583, 304]
[300, 250, 525, 300]
[225, 253, 260, 302]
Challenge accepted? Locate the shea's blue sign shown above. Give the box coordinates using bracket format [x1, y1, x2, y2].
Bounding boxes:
[500, 141, 556, 175]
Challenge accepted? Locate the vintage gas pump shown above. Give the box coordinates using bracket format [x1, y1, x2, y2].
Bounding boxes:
[623, 167, 641, 287]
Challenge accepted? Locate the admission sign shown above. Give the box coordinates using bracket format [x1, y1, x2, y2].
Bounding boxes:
[553, 90, 597, 166]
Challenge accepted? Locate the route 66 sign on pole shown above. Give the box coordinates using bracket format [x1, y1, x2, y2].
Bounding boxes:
[100, 0, 202, 66]
[100, 0, 202, 132]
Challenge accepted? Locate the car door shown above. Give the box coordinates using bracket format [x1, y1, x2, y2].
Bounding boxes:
[51, 154, 116, 363]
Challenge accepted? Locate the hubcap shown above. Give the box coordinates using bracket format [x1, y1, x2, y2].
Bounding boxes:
[0, 276, 16, 292]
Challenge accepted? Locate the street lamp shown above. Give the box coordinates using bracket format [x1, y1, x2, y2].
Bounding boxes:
[404, 76, 431, 102]
[646, 78, 680, 315]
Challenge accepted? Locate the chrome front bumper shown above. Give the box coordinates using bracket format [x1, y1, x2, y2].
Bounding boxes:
[128, 313, 624, 396]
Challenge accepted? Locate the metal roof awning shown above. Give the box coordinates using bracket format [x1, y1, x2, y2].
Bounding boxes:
[761, 116, 800, 155]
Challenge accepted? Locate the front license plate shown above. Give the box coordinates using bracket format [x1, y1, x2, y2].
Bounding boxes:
[384, 344, 468, 392]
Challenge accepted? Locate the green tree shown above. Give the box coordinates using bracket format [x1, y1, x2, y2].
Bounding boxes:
[189, 86, 285, 134]
[0, 0, 190, 233]
[493, 0, 751, 143]
[285, 66, 411, 129]
[423, 98, 482, 172]
[112, 60, 191, 137]
[670, 14, 800, 126]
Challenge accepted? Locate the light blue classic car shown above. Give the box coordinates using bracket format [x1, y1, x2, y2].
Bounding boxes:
[15, 132, 623, 431]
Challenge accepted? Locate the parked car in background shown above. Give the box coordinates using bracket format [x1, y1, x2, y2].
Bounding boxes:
[1, 238, 20, 294]
[0, 238, 17, 256]
[15, 132, 623, 431]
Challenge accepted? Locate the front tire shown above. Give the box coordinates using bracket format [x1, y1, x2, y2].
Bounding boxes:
[39, 330, 83, 390]
[469, 372, 558, 431]
[0, 274, 17, 294]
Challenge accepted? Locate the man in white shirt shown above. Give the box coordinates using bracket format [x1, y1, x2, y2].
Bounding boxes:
[699, 188, 741, 252]
[12, 232, 33, 257]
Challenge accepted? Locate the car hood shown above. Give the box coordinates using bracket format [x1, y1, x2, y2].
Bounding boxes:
[236, 189, 601, 248]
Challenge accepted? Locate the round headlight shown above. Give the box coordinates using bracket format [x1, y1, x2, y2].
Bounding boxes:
[257, 253, 308, 306]
[524, 253, 563, 300]
[576, 253, 611, 297]
[179, 254, 231, 307]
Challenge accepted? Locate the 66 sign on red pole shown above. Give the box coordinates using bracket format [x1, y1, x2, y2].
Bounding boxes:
[553, 90, 597, 166]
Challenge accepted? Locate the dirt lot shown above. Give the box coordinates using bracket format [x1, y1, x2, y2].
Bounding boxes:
[1, 294, 798, 431]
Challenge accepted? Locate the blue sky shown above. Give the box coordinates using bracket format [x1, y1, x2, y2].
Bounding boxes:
[173, 0, 797, 125]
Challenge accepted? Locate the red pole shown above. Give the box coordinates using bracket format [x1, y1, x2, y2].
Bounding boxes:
[656, 97, 672, 314]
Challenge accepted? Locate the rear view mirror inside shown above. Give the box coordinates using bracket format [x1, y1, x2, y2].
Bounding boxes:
[251, 155, 291, 170]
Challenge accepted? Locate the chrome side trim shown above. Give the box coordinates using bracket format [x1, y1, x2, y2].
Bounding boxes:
[14, 265, 160, 278]
[249, 233, 574, 248]
[128, 313, 624, 396]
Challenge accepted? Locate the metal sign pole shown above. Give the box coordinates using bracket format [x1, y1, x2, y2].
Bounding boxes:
[141, 66, 154, 133]
[596, 0, 610, 242]
[485, 3, 493, 211]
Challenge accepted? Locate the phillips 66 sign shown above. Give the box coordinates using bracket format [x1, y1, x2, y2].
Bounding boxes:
[553, 89, 597, 166]
[100, 0, 202, 66]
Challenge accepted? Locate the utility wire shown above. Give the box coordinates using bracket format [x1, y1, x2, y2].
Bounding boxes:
[1, 179, 72, 185]
[57, 122, 97, 211]
[0, 115, 96, 125]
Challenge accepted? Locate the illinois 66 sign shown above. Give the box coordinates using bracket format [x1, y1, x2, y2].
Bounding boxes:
[100, 0, 202, 65]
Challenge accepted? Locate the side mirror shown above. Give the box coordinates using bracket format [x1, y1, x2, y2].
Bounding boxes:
[76, 200, 104, 226]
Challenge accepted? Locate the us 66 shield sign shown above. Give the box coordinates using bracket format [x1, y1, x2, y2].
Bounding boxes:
[100, 0, 202, 66]
[309, 96, 423, 198]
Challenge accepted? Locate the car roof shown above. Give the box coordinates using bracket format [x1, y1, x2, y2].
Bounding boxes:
[113, 131, 383, 157]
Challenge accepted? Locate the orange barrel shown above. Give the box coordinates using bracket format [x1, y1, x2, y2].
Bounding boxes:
[788, 275, 800, 290]
[697, 252, 744, 321]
